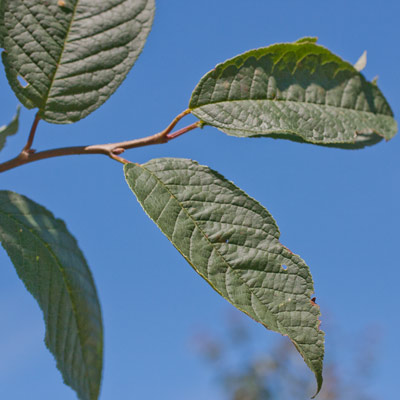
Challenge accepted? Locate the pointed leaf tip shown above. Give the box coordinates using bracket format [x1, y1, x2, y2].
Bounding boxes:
[312, 370, 323, 398]
[124, 158, 325, 392]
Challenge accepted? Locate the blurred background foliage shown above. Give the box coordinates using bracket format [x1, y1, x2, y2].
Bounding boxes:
[193, 310, 380, 400]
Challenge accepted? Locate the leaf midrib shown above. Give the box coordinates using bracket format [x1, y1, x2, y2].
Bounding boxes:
[0, 206, 93, 397]
[191, 97, 393, 119]
[138, 164, 306, 335]
[134, 162, 321, 374]
[41, 0, 79, 111]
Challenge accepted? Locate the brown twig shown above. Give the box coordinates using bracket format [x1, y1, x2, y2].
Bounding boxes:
[0, 110, 201, 173]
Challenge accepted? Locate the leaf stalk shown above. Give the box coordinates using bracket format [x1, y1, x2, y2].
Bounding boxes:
[22, 112, 40, 152]
[0, 110, 200, 172]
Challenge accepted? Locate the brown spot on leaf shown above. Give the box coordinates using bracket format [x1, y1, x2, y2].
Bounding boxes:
[310, 297, 317, 305]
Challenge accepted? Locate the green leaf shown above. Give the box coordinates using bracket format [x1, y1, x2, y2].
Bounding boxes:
[0, 191, 103, 400]
[1, 0, 155, 124]
[189, 40, 397, 149]
[0, 0, 4, 48]
[0, 106, 20, 153]
[124, 158, 324, 396]
[295, 37, 318, 44]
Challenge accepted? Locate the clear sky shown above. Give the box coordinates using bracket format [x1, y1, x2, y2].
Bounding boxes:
[1, 1, 399, 399]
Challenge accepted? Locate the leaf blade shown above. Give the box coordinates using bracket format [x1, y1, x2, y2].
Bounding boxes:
[0, 191, 103, 400]
[189, 41, 397, 148]
[124, 158, 324, 395]
[0, 106, 20, 153]
[1, 0, 155, 124]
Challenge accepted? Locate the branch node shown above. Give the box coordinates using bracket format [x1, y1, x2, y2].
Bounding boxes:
[0, 109, 200, 173]
[112, 147, 125, 155]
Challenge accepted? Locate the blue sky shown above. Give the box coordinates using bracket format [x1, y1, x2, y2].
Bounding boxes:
[1, 1, 399, 399]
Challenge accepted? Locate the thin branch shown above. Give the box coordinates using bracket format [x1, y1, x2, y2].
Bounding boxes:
[0, 111, 201, 173]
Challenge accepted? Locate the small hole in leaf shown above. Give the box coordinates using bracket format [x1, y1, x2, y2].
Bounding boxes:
[17, 75, 28, 88]
[282, 265, 288, 270]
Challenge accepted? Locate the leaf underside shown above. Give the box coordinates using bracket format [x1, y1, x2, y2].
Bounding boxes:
[0, 191, 103, 400]
[124, 158, 324, 395]
[1, 0, 155, 124]
[189, 41, 397, 149]
[0, 106, 20, 153]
